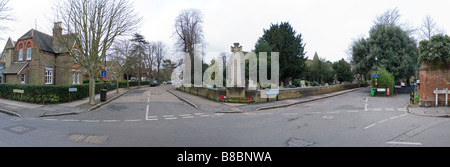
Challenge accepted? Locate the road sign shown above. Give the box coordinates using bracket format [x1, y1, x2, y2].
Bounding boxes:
[374, 73, 379, 78]
[377, 88, 386, 92]
[13, 89, 24, 94]
[101, 70, 107, 77]
[69, 88, 78, 92]
[266, 90, 280, 95]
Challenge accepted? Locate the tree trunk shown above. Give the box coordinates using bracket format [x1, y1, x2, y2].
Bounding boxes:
[116, 74, 120, 94]
[89, 76, 96, 105]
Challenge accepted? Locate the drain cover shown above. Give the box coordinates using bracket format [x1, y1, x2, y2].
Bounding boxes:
[287, 137, 315, 147]
[66, 134, 109, 144]
[3, 125, 36, 135]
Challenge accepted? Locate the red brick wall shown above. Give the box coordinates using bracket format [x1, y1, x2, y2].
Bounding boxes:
[419, 62, 450, 107]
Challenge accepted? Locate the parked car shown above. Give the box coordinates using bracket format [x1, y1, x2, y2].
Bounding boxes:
[166, 80, 172, 84]
[401, 82, 406, 87]
[151, 80, 159, 87]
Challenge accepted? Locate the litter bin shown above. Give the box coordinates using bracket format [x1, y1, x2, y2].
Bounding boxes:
[100, 89, 107, 102]
[370, 88, 375, 96]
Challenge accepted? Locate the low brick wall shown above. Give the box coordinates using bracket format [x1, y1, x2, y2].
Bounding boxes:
[178, 83, 359, 103]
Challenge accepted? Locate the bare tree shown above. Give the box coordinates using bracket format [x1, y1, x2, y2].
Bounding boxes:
[154, 41, 167, 81]
[419, 15, 445, 41]
[374, 7, 401, 26]
[145, 42, 156, 80]
[174, 8, 205, 85]
[0, 0, 13, 34]
[55, 0, 141, 105]
[111, 38, 133, 91]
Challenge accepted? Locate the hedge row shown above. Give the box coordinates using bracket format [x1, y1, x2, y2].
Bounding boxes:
[0, 81, 150, 104]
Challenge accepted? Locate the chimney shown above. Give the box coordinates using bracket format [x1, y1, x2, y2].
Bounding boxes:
[53, 22, 62, 37]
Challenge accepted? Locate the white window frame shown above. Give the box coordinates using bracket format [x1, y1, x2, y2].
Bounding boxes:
[19, 49, 23, 61]
[77, 72, 81, 84]
[21, 74, 25, 84]
[45, 70, 53, 85]
[26, 48, 32, 60]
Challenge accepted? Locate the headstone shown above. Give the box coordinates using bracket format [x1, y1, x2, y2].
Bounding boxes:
[300, 80, 306, 88]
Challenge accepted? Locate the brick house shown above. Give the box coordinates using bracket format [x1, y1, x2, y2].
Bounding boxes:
[0, 22, 85, 85]
[419, 62, 450, 107]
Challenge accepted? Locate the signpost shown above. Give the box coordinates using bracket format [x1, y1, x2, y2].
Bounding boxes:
[69, 88, 78, 102]
[13, 89, 24, 101]
[434, 88, 449, 107]
[101, 70, 107, 77]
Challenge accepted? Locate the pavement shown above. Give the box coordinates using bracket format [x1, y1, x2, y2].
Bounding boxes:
[168, 86, 366, 113]
[0, 87, 136, 118]
[407, 105, 450, 117]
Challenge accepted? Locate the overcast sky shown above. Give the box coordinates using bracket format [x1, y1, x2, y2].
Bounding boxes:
[1, 0, 449, 63]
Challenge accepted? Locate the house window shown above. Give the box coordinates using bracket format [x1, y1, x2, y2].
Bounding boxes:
[45, 67, 53, 85]
[45, 70, 53, 85]
[19, 49, 23, 61]
[77, 72, 81, 84]
[26, 48, 32, 60]
[73, 71, 76, 85]
[21, 74, 25, 84]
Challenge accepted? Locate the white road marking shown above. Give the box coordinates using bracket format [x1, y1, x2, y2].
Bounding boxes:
[365, 104, 368, 111]
[147, 116, 158, 118]
[194, 113, 204, 115]
[373, 108, 382, 111]
[82, 120, 100, 123]
[346, 110, 359, 113]
[163, 115, 175, 117]
[322, 116, 334, 120]
[397, 108, 404, 111]
[145, 105, 150, 120]
[181, 116, 194, 119]
[327, 111, 341, 114]
[62, 119, 79, 122]
[306, 112, 321, 114]
[147, 118, 159, 121]
[165, 117, 177, 120]
[200, 115, 210, 117]
[364, 114, 408, 130]
[125, 119, 141, 122]
[179, 114, 192, 117]
[43, 119, 58, 121]
[385, 108, 395, 111]
[386, 141, 422, 146]
[103, 120, 120, 123]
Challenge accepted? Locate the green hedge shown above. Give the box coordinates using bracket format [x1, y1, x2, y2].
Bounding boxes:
[0, 81, 150, 104]
[370, 68, 395, 96]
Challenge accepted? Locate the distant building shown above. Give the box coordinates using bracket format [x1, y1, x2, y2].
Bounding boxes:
[0, 22, 85, 85]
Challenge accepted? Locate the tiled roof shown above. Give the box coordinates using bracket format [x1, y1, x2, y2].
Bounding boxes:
[3, 62, 28, 75]
[19, 29, 57, 54]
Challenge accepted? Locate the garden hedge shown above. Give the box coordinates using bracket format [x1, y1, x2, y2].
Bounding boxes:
[0, 81, 149, 104]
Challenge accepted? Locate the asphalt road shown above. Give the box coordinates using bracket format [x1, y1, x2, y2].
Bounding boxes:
[0, 85, 449, 147]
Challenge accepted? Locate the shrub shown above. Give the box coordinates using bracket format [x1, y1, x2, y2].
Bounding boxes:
[370, 68, 394, 96]
[0, 81, 150, 104]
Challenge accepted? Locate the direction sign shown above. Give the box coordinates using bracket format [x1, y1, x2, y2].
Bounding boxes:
[101, 70, 107, 77]
[69, 88, 78, 92]
[266, 90, 280, 95]
[374, 73, 379, 78]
